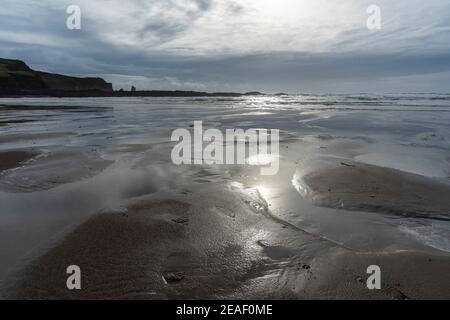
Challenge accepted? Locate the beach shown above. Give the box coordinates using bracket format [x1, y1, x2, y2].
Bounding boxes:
[3, 185, 450, 300]
[0, 94, 449, 299]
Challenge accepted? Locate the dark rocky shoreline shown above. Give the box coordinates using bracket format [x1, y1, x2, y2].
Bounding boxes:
[0, 89, 265, 98]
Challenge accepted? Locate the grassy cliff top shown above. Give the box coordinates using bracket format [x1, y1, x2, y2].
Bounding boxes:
[0, 58, 35, 78]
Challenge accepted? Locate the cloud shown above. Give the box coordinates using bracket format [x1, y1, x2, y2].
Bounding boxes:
[96, 74, 208, 91]
[0, 0, 449, 92]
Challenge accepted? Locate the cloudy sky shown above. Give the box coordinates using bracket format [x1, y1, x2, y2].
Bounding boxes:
[1, 0, 450, 93]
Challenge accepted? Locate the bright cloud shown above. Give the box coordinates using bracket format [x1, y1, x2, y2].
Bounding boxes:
[1, 0, 449, 92]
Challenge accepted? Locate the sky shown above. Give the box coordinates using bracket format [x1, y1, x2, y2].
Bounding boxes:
[1, 0, 450, 93]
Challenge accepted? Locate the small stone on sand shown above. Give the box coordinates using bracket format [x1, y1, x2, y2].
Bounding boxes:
[163, 272, 185, 284]
[172, 217, 189, 224]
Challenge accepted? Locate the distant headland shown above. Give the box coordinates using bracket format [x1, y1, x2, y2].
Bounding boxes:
[0, 58, 265, 98]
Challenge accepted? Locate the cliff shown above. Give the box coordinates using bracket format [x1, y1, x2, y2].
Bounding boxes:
[0, 58, 113, 92]
[0, 58, 266, 97]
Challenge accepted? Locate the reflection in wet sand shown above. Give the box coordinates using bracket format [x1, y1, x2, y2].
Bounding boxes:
[0, 95, 450, 298]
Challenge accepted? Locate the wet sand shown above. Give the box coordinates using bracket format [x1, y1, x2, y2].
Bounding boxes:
[0, 147, 113, 193]
[2, 181, 449, 299]
[1, 96, 449, 299]
[296, 158, 450, 221]
[0, 150, 36, 172]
